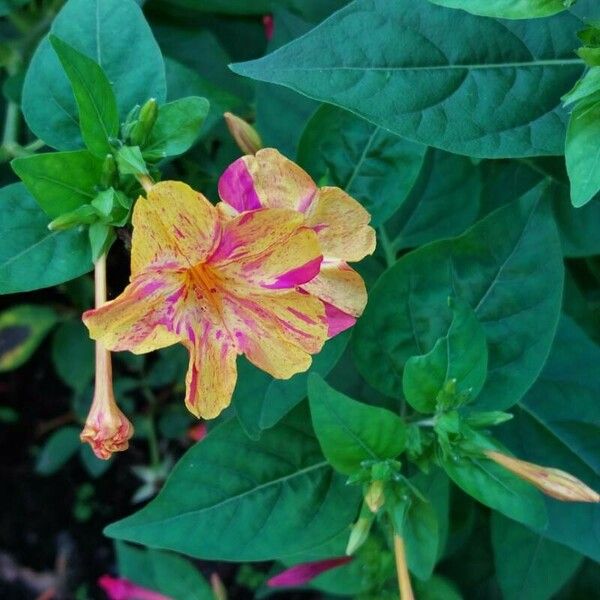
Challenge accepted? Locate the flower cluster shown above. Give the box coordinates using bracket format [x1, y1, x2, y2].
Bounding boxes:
[81, 149, 375, 456]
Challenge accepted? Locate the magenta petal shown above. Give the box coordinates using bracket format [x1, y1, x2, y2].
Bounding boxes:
[267, 556, 352, 588]
[324, 302, 356, 337]
[261, 256, 323, 289]
[218, 158, 262, 212]
[98, 575, 172, 600]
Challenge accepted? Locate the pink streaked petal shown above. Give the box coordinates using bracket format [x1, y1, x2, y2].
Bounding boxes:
[325, 302, 357, 337]
[267, 557, 352, 588]
[261, 256, 322, 289]
[218, 157, 262, 212]
[98, 575, 171, 600]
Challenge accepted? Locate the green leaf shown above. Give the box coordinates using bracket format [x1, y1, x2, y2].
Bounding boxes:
[0, 0, 29, 16]
[35, 427, 81, 475]
[22, 0, 166, 150]
[428, 0, 567, 19]
[0, 305, 58, 371]
[442, 444, 547, 530]
[308, 374, 407, 475]
[413, 575, 463, 600]
[0, 184, 92, 294]
[12, 150, 104, 218]
[403, 299, 487, 413]
[116, 542, 214, 600]
[297, 104, 426, 226]
[566, 100, 600, 207]
[353, 186, 563, 411]
[143, 96, 209, 161]
[497, 316, 600, 561]
[234, 331, 349, 440]
[49, 35, 119, 157]
[105, 405, 361, 560]
[491, 513, 582, 600]
[115, 146, 148, 175]
[51, 320, 94, 392]
[231, 0, 584, 158]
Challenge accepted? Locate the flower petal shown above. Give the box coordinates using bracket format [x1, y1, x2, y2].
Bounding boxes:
[222, 291, 327, 379]
[306, 187, 376, 262]
[212, 208, 322, 291]
[218, 148, 317, 213]
[83, 271, 182, 353]
[183, 322, 238, 419]
[131, 181, 220, 275]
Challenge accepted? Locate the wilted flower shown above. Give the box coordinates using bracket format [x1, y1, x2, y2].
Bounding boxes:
[218, 148, 376, 337]
[486, 450, 600, 502]
[84, 159, 373, 419]
[98, 575, 170, 600]
[267, 557, 352, 588]
[80, 343, 133, 460]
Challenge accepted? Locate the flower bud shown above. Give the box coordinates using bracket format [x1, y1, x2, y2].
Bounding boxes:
[130, 98, 158, 147]
[345, 515, 373, 555]
[80, 342, 133, 460]
[101, 154, 118, 188]
[48, 205, 98, 230]
[486, 450, 600, 503]
[365, 480, 385, 513]
[224, 112, 263, 155]
[210, 573, 227, 600]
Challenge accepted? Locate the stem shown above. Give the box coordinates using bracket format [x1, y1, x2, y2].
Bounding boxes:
[379, 226, 396, 269]
[137, 174, 154, 194]
[94, 254, 113, 406]
[393, 534, 414, 600]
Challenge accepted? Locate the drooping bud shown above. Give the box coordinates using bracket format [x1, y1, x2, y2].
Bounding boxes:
[365, 480, 385, 513]
[345, 514, 373, 555]
[80, 342, 133, 460]
[224, 112, 263, 155]
[130, 98, 158, 147]
[485, 450, 600, 503]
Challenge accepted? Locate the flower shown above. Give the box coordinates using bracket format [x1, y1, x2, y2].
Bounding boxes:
[83, 175, 353, 419]
[80, 342, 133, 459]
[98, 575, 170, 600]
[267, 557, 352, 588]
[218, 148, 376, 337]
[485, 450, 600, 502]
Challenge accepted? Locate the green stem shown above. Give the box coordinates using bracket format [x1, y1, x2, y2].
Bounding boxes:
[379, 226, 396, 269]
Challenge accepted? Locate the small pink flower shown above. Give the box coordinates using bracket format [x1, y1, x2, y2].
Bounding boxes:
[98, 575, 171, 600]
[262, 15, 274, 40]
[267, 556, 352, 588]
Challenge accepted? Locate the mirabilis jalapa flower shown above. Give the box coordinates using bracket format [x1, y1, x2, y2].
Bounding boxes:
[83, 149, 375, 423]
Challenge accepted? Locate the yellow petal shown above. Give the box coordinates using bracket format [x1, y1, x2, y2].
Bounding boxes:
[300, 260, 367, 318]
[212, 208, 322, 291]
[306, 187, 376, 262]
[218, 148, 317, 213]
[131, 181, 220, 276]
[222, 291, 327, 379]
[83, 270, 182, 354]
[183, 323, 238, 419]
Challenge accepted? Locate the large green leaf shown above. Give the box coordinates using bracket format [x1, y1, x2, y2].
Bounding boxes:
[35, 427, 81, 475]
[0, 184, 92, 294]
[498, 317, 600, 561]
[234, 331, 349, 440]
[105, 405, 361, 560]
[231, 0, 584, 158]
[49, 36, 119, 157]
[12, 150, 104, 218]
[353, 187, 563, 411]
[22, 0, 166, 150]
[428, 0, 567, 19]
[297, 104, 425, 226]
[0, 305, 58, 372]
[308, 374, 407, 474]
[403, 299, 488, 413]
[491, 514, 582, 600]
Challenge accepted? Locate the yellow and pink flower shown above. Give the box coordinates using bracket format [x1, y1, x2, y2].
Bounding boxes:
[83, 149, 375, 422]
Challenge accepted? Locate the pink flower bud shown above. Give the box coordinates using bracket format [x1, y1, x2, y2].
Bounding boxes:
[98, 575, 170, 600]
[223, 112, 263, 155]
[267, 556, 352, 587]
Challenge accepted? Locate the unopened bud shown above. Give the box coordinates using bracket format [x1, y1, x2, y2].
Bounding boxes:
[345, 515, 373, 555]
[486, 450, 600, 503]
[100, 154, 118, 188]
[210, 573, 227, 600]
[465, 411, 513, 428]
[365, 480, 385, 513]
[48, 205, 98, 230]
[130, 98, 158, 146]
[224, 112, 263, 155]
